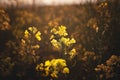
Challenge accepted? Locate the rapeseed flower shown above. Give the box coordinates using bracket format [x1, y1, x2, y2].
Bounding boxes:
[36, 65, 40, 71]
[51, 28, 57, 34]
[24, 30, 30, 38]
[60, 37, 76, 46]
[62, 67, 70, 74]
[28, 27, 32, 31]
[45, 60, 51, 66]
[69, 48, 77, 59]
[51, 25, 68, 37]
[22, 26, 41, 55]
[32, 27, 38, 34]
[51, 71, 58, 78]
[60, 37, 70, 46]
[50, 25, 77, 58]
[35, 31, 41, 41]
[50, 35, 54, 40]
[51, 39, 61, 49]
[57, 25, 68, 36]
[31, 44, 40, 49]
[36, 59, 69, 78]
[70, 38, 76, 44]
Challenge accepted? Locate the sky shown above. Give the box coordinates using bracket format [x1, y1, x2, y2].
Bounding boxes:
[0, 0, 97, 6]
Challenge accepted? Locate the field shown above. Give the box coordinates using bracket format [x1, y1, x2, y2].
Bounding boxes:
[0, 0, 120, 80]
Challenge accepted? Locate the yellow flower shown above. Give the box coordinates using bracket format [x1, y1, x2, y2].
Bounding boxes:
[45, 66, 50, 72]
[60, 37, 70, 46]
[51, 25, 68, 36]
[40, 63, 43, 66]
[35, 44, 40, 48]
[51, 59, 57, 66]
[60, 61, 67, 67]
[28, 27, 33, 31]
[60, 37, 76, 46]
[35, 31, 41, 41]
[70, 38, 76, 44]
[24, 30, 29, 35]
[56, 59, 67, 67]
[51, 71, 58, 78]
[50, 35, 54, 40]
[45, 60, 51, 67]
[32, 44, 40, 49]
[36, 65, 40, 71]
[62, 67, 70, 74]
[28, 26, 38, 34]
[58, 25, 68, 36]
[35, 59, 69, 78]
[70, 48, 76, 54]
[51, 60, 58, 67]
[32, 27, 38, 34]
[39, 66, 44, 70]
[24, 30, 30, 38]
[51, 28, 57, 34]
[51, 39, 61, 49]
[69, 48, 77, 58]
[45, 71, 49, 76]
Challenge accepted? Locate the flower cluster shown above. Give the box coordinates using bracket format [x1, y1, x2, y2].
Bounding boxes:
[60, 37, 76, 46]
[50, 25, 77, 59]
[24, 27, 41, 41]
[20, 26, 41, 55]
[95, 55, 120, 79]
[51, 25, 68, 37]
[36, 59, 69, 78]
[0, 9, 10, 30]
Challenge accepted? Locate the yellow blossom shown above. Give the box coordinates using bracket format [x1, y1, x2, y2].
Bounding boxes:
[62, 67, 70, 74]
[28, 27, 32, 31]
[45, 71, 49, 76]
[32, 27, 38, 34]
[51, 71, 58, 78]
[45, 60, 51, 66]
[50, 35, 54, 40]
[35, 31, 41, 41]
[40, 63, 44, 66]
[57, 25, 68, 36]
[51, 28, 57, 34]
[35, 44, 40, 48]
[60, 37, 70, 46]
[51, 25, 68, 36]
[70, 38, 76, 44]
[69, 48, 77, 58]
[24, 30, 30, 38]
[45, 66, 50, 72]
[24, 30, 29, 35]
[51, 39, 61, 49]
[36, 65, 40, 71]
[32, 44, 40, 49]
[57, 59, 67, 66]
[36, 59, 70, 78]
[39, 66, 44, 70]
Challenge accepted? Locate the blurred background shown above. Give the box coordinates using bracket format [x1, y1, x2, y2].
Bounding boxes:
[0, 0, 97, 6]
[0, 0, 120, 80]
